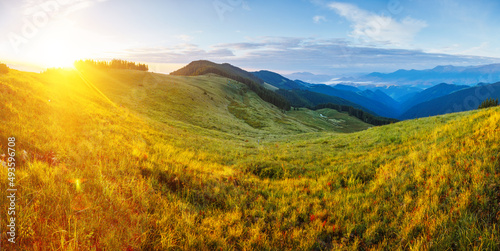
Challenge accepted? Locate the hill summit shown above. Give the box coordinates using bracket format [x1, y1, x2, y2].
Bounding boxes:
[170, 60, 291, 110]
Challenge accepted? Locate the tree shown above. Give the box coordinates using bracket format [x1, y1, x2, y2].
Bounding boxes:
[0, 63, 9, 74]
[478, 98, 499, 109]
[74, 59, 148, 71]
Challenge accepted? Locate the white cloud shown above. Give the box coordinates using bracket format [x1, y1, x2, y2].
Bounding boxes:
[123, 43, 234, 64]
[328, 2, 427, 47]
[425, 42, 494, 58]
[175, 34, 193, 42]
[313, 15, 326, 24]
[124, 37, 500, 74]
[460, 42, 490, 56]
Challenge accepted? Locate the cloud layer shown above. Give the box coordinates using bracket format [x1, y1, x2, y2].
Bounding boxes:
[123, 37, 500, 75]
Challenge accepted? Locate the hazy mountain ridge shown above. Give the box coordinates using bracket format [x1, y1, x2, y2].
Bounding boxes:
[359, 89, 399, 109]
[399, 82, 500, 119]
[253, 70, 400, 118]
[401, 83, 469, 111]
[251, 70, 304, 90]
[173, 61, 500, 121]
[307, 84, 400, 118]
[284, 72, 334, 83]
[340, 63, 500, 86]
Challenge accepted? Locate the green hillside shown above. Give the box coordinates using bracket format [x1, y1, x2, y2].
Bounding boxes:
[251, 70, 304, 90]
[71, 67, 365, 136]
[276, 89, 368, 110]
[169, 60, 291, 111]
[0, 68, 499, 250]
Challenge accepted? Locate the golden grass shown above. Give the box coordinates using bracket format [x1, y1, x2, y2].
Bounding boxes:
[0, 68, 499, 250]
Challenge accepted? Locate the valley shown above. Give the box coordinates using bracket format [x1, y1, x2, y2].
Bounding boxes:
[257, 65, 500, 120]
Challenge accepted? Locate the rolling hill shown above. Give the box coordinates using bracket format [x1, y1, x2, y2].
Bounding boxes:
[74, 66, 367, 135]
[170, 60, 291, 110]
[170, 60, 264, 84]
[1, 65, 499, 250]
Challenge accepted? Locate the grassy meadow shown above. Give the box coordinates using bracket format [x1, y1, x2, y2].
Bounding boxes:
[0, 67, 499, 250]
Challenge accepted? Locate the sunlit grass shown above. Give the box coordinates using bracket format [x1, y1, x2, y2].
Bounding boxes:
[0, 67, 499, 249]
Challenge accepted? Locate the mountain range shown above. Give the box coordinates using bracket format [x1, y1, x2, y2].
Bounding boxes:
[339, 63, 500, 87]
[400, 83, 469, 111]
[284, 72, 334, 83]
[399, 82, 500, 119]
[258, 65, 500, 120]
[170, 60, 500, 121]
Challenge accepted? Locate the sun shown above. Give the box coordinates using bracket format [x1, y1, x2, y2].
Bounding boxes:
[15, 19, 121, 71]
[37, 39, 77, 68]
[26, 22, 93, 69]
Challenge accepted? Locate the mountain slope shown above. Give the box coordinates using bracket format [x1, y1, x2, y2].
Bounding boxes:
[294, 79, 315, 87]
[332, 84, 361, 92]
[247, 70, 400, 118]
[170, 60, 264, 84]
[251, 70, 303, 90]
[79, 67, 367, 135]
[331, 84, 400, 110]
[276, 89, 367, 110]
[360, 85, 423, 103]
[400, 82, 500, 119]
[359, 89, 400, 109]
[170, 60, 290, 110]
[401, 83, 469, 111]
[308, 84, 400, 118]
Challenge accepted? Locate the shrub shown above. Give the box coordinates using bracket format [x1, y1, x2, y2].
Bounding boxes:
[0, 63, 9, 74]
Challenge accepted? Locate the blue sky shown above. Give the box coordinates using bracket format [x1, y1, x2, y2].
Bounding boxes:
[2, 0, 500, 75]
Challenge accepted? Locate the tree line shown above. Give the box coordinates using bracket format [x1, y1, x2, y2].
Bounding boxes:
[478, 98, 499, 109]
[276, 89, 397, 126]
[74, 59, 148, 71]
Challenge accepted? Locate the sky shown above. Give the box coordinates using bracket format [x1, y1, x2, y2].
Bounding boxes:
[2, 0, 500, 76]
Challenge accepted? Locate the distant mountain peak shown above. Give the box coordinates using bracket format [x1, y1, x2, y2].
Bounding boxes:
[342, 63, 500, 87]
[284, 72, 334, 83]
